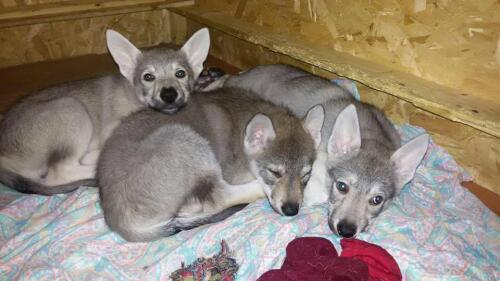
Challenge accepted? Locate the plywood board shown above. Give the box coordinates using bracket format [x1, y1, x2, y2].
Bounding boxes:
[0, 0, 191, 28]
[184, 19, 500, 195]
[226, 0, 500, 105]
[170, 4, 500, 140]
[0, 8, 176, 68]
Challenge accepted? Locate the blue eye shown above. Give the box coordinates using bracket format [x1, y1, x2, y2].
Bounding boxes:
[336, 181, 348, 194]
[370, 195, 384, 206]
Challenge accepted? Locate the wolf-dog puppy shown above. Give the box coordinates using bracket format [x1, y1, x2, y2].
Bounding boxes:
[98, 87, 324, 241]
[0, 28, 210, 195]
[223, 64, 429, 238]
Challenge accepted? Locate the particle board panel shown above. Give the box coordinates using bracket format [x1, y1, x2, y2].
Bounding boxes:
[0, 9, 175, 68]
[0, 0, 194, 68]
[170, 5, 500, 139]
[0, 0, 191, 28]
[182, 19, 500, 195]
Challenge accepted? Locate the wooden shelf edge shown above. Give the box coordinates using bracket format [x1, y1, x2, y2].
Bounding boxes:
[0, 0, 193, 28]
[462, 182, 500, 216]
[169, 6, 500, 139]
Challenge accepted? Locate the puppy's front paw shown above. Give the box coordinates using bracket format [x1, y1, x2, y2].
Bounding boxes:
[195, 67, 226, 91]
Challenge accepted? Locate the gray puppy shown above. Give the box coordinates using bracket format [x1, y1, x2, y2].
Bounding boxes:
[0, 28, 210, 195]
[98, 87, 324, 242]
[224, 64, 429, 238]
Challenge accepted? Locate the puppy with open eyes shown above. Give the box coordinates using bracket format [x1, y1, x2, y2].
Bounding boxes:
[221, 64, 430, 238]
[0, 28, 210, 195]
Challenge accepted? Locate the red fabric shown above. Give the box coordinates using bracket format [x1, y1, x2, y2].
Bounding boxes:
[340, 239, 402, 281]
[257, 237, 401, 281]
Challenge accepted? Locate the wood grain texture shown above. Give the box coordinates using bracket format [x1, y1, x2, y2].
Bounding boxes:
[0, 0, 196, 68]
[170, 4, 500, 139]
[182, 20, 500, 196]
[0, 0, 191, 28]
[462, 182, 500, 216]
[0, 9, 173, 68]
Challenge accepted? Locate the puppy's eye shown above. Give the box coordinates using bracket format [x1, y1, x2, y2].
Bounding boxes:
[336, 181, 348, 194]
[143, 73, 155, 82]
[267, 168, 282, 178]
[369, 195, 384, 206]
[175, 70, 186, 78]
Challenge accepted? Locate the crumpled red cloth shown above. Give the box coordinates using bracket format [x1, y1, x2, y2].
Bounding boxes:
[257, 237, 402, 281]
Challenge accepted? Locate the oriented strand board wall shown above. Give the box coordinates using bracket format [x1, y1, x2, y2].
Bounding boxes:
[1, 0, 72, 7]
[361, 87, 500, 192]
[188, 20, 500, 193]
[0, 10, 176, 68]
[0, 1, 190, 68]
[197, 0, 500, 104]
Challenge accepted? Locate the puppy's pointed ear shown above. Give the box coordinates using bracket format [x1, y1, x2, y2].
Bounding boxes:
[327, 104, 361, 160]
[181, 28, 210, 80]
[106, 30, 141, 83]
[391, 134, 429, 191]
[244, 114, 276, 155]
[303, 104, 325, 149]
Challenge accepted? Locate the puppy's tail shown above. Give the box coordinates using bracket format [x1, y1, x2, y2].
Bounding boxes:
[115, 204, 248, 242]
[0, 167, 95, 195]
[172, 204, 248, 232]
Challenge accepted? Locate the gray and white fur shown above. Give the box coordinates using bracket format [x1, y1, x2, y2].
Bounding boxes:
[223, 64, 430, 238]
[0, 28, 210, 195]
[98, 87, 324, 241]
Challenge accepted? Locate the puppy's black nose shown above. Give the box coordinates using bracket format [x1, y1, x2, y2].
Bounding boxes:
[337, 220, 357, 238]
[160, 87, 178, 104]
[281, 202, 299, 216]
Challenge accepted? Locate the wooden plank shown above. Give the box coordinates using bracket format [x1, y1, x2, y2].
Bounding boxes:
[234, 0, 247, 18]
[169, 6, 500, 139]
[0, 8, 179, 68]
[462, 182, 500, 216]
[182, 20, 500, 195]
[0, 0, 193, 28]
